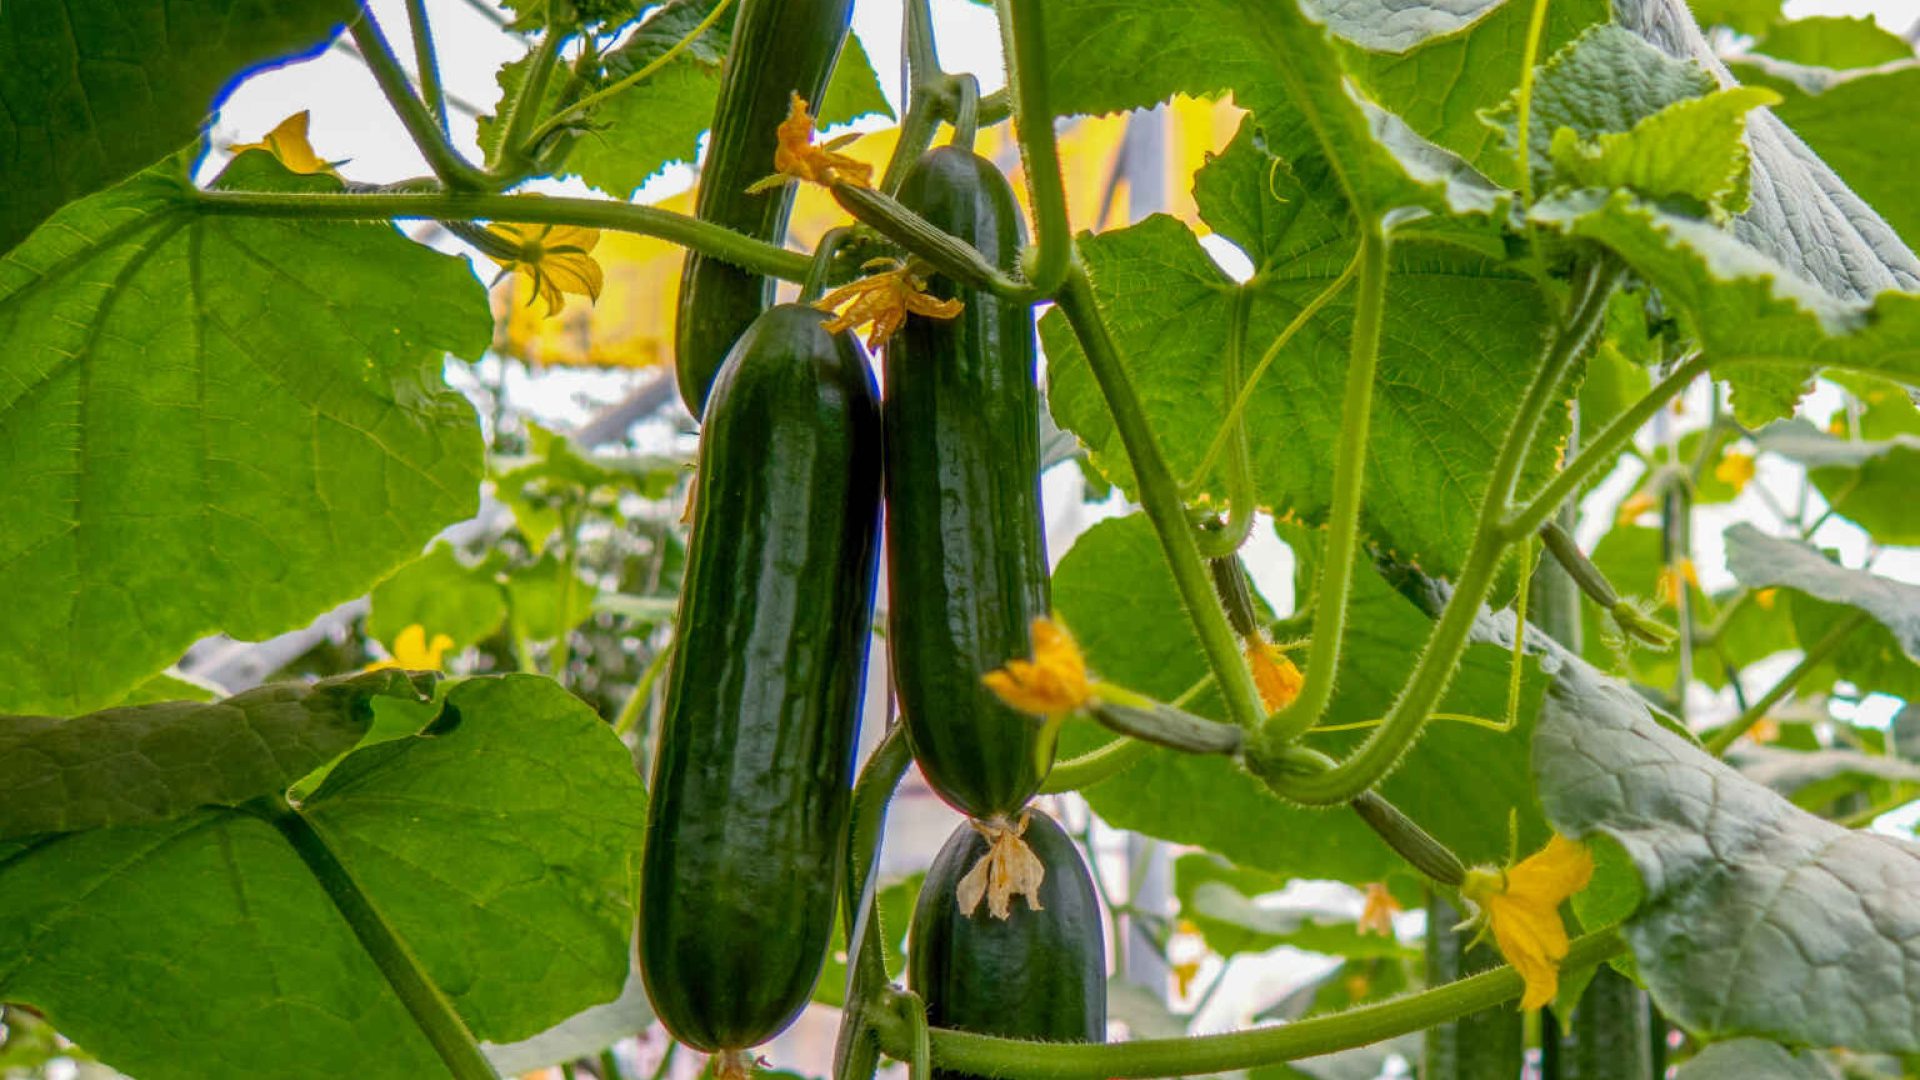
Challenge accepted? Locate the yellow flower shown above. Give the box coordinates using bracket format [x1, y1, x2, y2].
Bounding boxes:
[983, 616, 1093, 718]
[228, 111, 338, 177]
[1714, 450, 1756, 493]
[771, 93, 873, 188]
[1755, 587, 1778, 611]
[816, 261, 964, 350]
[1616, 490, 1656, 526]
[366, 624, 455, 672]
[1246, 640, 1304, 712]
[1656, 558, 1699, 607]
[1749, 717, 1781, 744]
[1460, 834, 1595, 1010]
[1357, 882, 1400, 938]
[487, 222, 604, 318]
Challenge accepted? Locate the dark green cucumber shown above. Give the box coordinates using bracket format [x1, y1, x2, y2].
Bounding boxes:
[1424, 892, 1523, 1079]
[641, 304, 882, 1053]
[884, 147, 1049, 820]
[908, 810, 1105, 1076]
[675, 0, 855, 416]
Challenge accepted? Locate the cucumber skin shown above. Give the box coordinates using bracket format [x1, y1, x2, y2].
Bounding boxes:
[884, 147, 1050, 820]
[674, 0, 855, 416]
[640, 305, 882, 1052]
[908, 810, 1106, 1080]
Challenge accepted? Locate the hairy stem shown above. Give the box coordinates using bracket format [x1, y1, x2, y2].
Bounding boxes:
[1055, 261, 1265, 731]
[192, 189, 812, 281]
[994, 0, 1070, 298]
[348, 8, 491, 190]
[1193, 289, 1257, 559]
[1265, 225, 1389, 741]
[1038, 737, 1152, 794]
[403, 0, 448, 133]
[1702, 610, 1868, 755]
[868, 930, 1623, 1078]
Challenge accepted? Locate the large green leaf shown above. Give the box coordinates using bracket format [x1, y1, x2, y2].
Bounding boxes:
[0, 669, 431, 840]
[1754, 16, 1913, 70]
[0, 0, 352, 253]
[1532, 191, 1920, 424]
[1756, 420, 1920, 545]
[1050, 514, 1546, 886]
[1730, 58, 1920, 254]
[0, 674, 645, 1079]
[1536, 650, 1920, 1051]
[0, 153, 489, 714]
[1043, 123, 1554, 579]
[1723, 524, 1920, 666]
[1673, 1039, 1837, 1079]
[368, 542, 509, 651]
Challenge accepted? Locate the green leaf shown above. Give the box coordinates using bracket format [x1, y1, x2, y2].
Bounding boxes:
[1336, 0, 1610, 187]
[113, 670, 222, 706]
[1723, 523, 1920, 667]
[1756, 420, 1920, 545]
[1546, 86, 1780, 214]
[482, 968, 654, 1075]
[1674, 1039, 1839, 1080]
[0, 0, 352, 252]
[1531, 191, 1920, 424]
[1044, 124, 1555, 578]
[0, 674, 646, 1078]
[562, 2, 889, 198]
[1755, 16, 1913, 70]
[368, 542, 510, 652]
[1686, 0, 1781, 35]
[1173, 854, 1410, 960]
[506, 553, 600, 643]
[0, 669, 433, 840]
[1483, 24, 1718, 199]
[1736, 62, 1920, 252]
[0, 153, 488, 715]
[1051, 514, 1547, 885]
[1536, 651, 1920, 1051]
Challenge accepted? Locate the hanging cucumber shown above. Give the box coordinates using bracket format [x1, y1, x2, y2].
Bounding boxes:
[908, 809, 1106, 1078]
[883, 146, 1049, 827]
[675, 0, 856, 416]
[641, 304, 882, 1059]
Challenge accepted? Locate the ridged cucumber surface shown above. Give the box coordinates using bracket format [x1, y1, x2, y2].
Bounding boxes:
[641, 304, 882, 1052]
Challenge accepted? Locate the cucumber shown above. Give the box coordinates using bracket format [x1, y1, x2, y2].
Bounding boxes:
[908, 810, 1106, 1075]
[640, 304, 882, 1053]
[1423, 892, 1523, 1079]
[884, 147, 1049, 820]
[675, 0, 855, 416]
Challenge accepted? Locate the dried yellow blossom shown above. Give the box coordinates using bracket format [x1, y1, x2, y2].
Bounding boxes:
[1616, 490, 1657, 526]
[1357, 882, 1401, 938]
[366, 624, 454, 672]
[228, 111, 338, 177]
[815, 262, 964, 350]
[1461, 834, 1595, 1010]
[982, 616, 1093, 719]
[956, 812, 1047, 920]
[1714, 450, 1756, 493]
[1246, 640, 1305, 712]
[487, 222, 604, 318]
[771, 93, 873, 188]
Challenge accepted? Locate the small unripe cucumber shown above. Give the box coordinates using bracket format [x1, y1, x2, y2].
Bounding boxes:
[641, 304, 882, 1053]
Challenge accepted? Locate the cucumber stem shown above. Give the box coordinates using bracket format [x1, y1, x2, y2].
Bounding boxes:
[994, 0, 1070, 299]
[348, 8, 492, 191]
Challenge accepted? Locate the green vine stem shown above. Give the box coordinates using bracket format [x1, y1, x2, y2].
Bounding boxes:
[403, 0, 448, 133]
[193, 189, 812, 281]
[834, 727, 914, 1080]
[1257, 259, 1621, 804]
[1264, 225, 1389, 741]
[1503, 350, 1712, 539]
[879, 0, 943, 194]
[1037, 736, 1152, 793]
[1055, 260, 1266, 732]
[250, 797, 498, 1080]
[1701, 609, 1869, 755]
[1193, 289, 1258, 559]
[994, 0, 1071, 299]
[348, 8, 492, 190]
[867, 930, 1624, 1078]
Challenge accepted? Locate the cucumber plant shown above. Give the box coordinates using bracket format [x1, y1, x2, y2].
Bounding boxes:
[6, 0, 1920, 1078]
